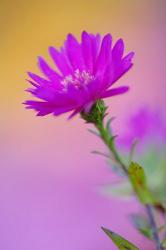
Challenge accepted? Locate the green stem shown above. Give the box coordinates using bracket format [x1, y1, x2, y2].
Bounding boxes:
[95, 120, 128, 175]
[94, 118, 162, 250]
[145, 205, 162, 250]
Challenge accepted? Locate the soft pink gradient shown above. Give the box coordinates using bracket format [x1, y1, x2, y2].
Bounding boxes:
[1, 0, 166, 249]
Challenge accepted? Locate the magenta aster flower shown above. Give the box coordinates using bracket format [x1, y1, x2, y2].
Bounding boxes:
[25, 31, 134, 117]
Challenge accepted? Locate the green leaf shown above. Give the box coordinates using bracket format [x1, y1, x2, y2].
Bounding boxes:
[161, 238, 166, 248]
[106, 117, 115, 134]
[130, 212, 166, 241]
[138, 227, 153, 240]
[101, 227, 139, 250]
[101, 182, 132, 198]
[128, 162, 156, 204]
[128, 139, 139, 163]
[88, 128, 100, 137]
[109, 135, 118, 145]
[130, 213, 153, 239]
[91, 150, 110, 158]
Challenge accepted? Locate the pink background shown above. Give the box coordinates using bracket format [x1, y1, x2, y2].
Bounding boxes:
[1, 0, 166, 249]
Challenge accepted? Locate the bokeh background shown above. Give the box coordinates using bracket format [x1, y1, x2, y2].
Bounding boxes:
[1, 0, 166, 249]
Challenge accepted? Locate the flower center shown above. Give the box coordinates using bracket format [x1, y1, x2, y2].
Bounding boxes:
[61, 69, 95, 89]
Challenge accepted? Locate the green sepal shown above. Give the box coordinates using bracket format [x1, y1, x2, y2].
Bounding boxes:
[101, 227, 139, 249]
[81, 100, 107, 124]
[128, 162, 156, 204]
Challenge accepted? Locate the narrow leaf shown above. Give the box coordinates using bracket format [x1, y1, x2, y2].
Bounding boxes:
[106, 117, 116, 134]
[130, 213, 153, 239]
[91, 150, 110, 158]
[128, 162, 156, 204]
[88, 128, 100, 137]
[128, 139, 139, 163]
[101, 182, 132, 198]
[101, 227, 139, 250]
[109, 135, 118, 146]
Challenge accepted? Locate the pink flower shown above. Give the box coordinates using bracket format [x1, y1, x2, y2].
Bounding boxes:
[119, 107, 166, 148]
[24, 31, 134, 117]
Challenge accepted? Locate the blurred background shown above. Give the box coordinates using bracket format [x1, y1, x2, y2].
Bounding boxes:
[1, 0, 166, 249]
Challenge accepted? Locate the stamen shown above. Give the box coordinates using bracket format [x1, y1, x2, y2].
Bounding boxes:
[61, 69, 95, 89]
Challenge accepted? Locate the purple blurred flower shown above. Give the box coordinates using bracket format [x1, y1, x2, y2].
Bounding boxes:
[119, 107, 166, 148]
[24, 31, 134, 117]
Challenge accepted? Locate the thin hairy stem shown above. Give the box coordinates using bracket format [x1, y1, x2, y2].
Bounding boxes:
[145, 205, 162, 250]
[95, 121, 128, 175]
[94, 118, 162, 250]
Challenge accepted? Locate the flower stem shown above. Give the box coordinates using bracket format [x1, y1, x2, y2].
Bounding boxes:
[145, 204, 162, 250]
[94, 117, 162, 250]
[95, 121, 128, 175]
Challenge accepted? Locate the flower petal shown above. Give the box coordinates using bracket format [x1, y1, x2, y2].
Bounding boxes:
[114, 52, 134, 81]
[94, 34, 112, 74]
[65, 34, 85, 70]
[107, 51, 134, 88]
[49, 47, 72, 76]
[68, 107, 82, 119]
[24, 97, 78, 116]
[28, 72, 51, 86]
[101, 86, 129, 98]
[53, 106, 76, 116]
[112, 39, 124, 61]
[87, 78, 101, 99]
[66, 84, 89, 107]
[81, 31, 93, 72]
[24, 100, 55, 116]
[38, 56, 62, 83]
[90, 33, 101, 66]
